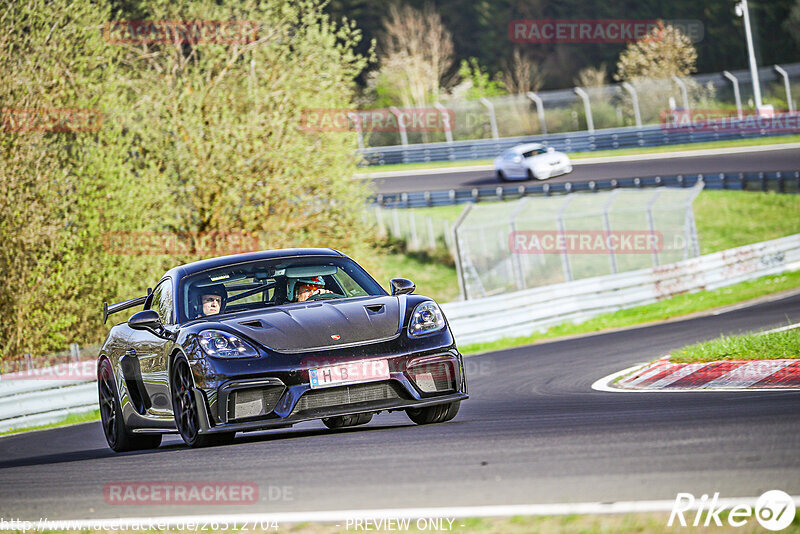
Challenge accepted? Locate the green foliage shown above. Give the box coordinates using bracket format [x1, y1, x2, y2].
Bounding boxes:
[456, 58, 507, 100]
[0, 0, 374, 363]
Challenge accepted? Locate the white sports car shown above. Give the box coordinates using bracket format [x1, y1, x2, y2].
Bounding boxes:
[494, 143, 573, 181]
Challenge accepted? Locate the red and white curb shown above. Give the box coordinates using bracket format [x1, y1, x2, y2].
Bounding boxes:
[593, 358, 800, 392]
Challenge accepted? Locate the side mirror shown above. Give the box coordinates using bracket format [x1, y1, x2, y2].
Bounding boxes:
[129, 310, 162, 332]
[390, 278, 416, 296]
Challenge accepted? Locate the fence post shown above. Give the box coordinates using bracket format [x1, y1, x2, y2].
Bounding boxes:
[556, 195, 575, 282]
[388, 106, 409, 146]
[646, 189, 663, 266]
[774, 65, 794, 113]
[621, 82, 642, 128]
[70, 343, 80, 363]
[479, 97, 500, 140]
[453, 203, 474, 300]
[723, 71, 743, 119]
[672, 76, 690, 112]
[526, 91, 547, 135]
[433, 102, 455, 145]
[426, 216, 436, 250]
[573, 87, 594, 132]
[347, 112, 365, 150]
[509, 198, 530, 291]
[602, 190, 621, 274]
[24, 353, 33, 371]
[408, 211, 419, 250]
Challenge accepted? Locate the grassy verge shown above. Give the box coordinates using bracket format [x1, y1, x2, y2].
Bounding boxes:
[0, 409, 99, 437]
[359, 134, 800, 174]
[459, 270, 800, 355]
[669, 328, 800, 364]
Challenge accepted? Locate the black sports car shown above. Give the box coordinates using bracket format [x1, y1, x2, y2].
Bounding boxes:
[98, 248, 468, 451]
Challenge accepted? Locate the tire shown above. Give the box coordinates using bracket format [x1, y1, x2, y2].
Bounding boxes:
[496, 170, 510, 182]
[526, 169, 536, 181]
[406, 401, 460, 425]
[98, 359, 162, 452]
[323, 412, 373, 429]
[171, 356, 234, 448]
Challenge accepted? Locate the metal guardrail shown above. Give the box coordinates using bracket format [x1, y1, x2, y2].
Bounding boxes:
[373, 170, 800, 208]
[359, 116, 800, 165]
[0, 361, 97, 433]
[442, 234, 800, 346]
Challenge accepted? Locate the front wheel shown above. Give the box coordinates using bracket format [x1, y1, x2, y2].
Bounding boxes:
[171, 356, 234, 448]
[98, 359, 162, 452]
[496, 170, 509, 182]
[406, 401, 460, 425]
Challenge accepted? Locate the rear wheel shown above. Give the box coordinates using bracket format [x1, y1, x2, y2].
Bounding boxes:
[172, 356, 234, 448]
[496, 170, 509, 182]
[526, 169, 536, 181]
[98, 359, 162, 452]
[406, 401, 460, 425]
[323, 413, 373, 429]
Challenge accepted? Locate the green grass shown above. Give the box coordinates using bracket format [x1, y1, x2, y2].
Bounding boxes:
[670, 328, 800, 363]
[359, 134, 800, 173]
[0, 408, 100, 437]
[377, 248, 461, 303]
[460, 270, 800, 355]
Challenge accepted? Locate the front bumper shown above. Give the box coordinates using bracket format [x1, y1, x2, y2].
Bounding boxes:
[189, 347, 468, 435]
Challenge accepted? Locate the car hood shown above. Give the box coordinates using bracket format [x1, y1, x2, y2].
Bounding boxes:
[219, 295, 403, 353]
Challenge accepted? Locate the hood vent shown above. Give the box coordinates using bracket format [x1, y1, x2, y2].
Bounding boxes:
[239, 319, 266, 328]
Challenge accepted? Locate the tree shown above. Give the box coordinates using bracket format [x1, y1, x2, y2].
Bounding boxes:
[501, 48, 543, 95]
[615, 23, 698, 81]
[376, 2, 454, 107]
[0, 0, 374, 361]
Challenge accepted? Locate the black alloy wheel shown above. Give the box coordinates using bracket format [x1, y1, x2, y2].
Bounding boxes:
[171, 356, 234, 448]
[98, 358, 162, 452]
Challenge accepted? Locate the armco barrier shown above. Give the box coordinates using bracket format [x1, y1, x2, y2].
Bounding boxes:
[359, 116, 800, 165]
[441, 234, 800, 346]
[373, 170, 800, 208]
[0, 361, 97, 433]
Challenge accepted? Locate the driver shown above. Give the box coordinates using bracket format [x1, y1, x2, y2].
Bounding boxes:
[196, 284, 227, 317]
[294, 276, 332, 302]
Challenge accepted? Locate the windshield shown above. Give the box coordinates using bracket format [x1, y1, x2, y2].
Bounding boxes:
[178, 256, 387, 322]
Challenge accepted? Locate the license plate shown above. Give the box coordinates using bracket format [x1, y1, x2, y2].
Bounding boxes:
[308, 359, 390, 389]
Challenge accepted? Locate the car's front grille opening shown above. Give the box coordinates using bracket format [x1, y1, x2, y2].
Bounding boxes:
[292, 382, 404, 415]
[228, 385, 284, 420]
[408, 361, 455, 394]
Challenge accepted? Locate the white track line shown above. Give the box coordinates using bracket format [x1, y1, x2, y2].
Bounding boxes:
[16, 497, 800, 529]
[354, 142, 800, 179]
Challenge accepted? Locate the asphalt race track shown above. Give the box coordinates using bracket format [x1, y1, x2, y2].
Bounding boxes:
[1, 293, 799, 521]
[369, 147, 800, 194]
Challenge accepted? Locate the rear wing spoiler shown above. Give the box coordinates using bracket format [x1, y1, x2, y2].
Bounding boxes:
[103, 288, 152, 324]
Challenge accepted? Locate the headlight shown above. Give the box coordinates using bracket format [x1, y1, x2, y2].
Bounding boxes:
[408, 301, 446, 336]
[198, 330, 259, 358]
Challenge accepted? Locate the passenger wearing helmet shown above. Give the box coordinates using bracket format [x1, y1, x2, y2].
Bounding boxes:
[294, 275, 332, 302]
[193, 284, 227, 317]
